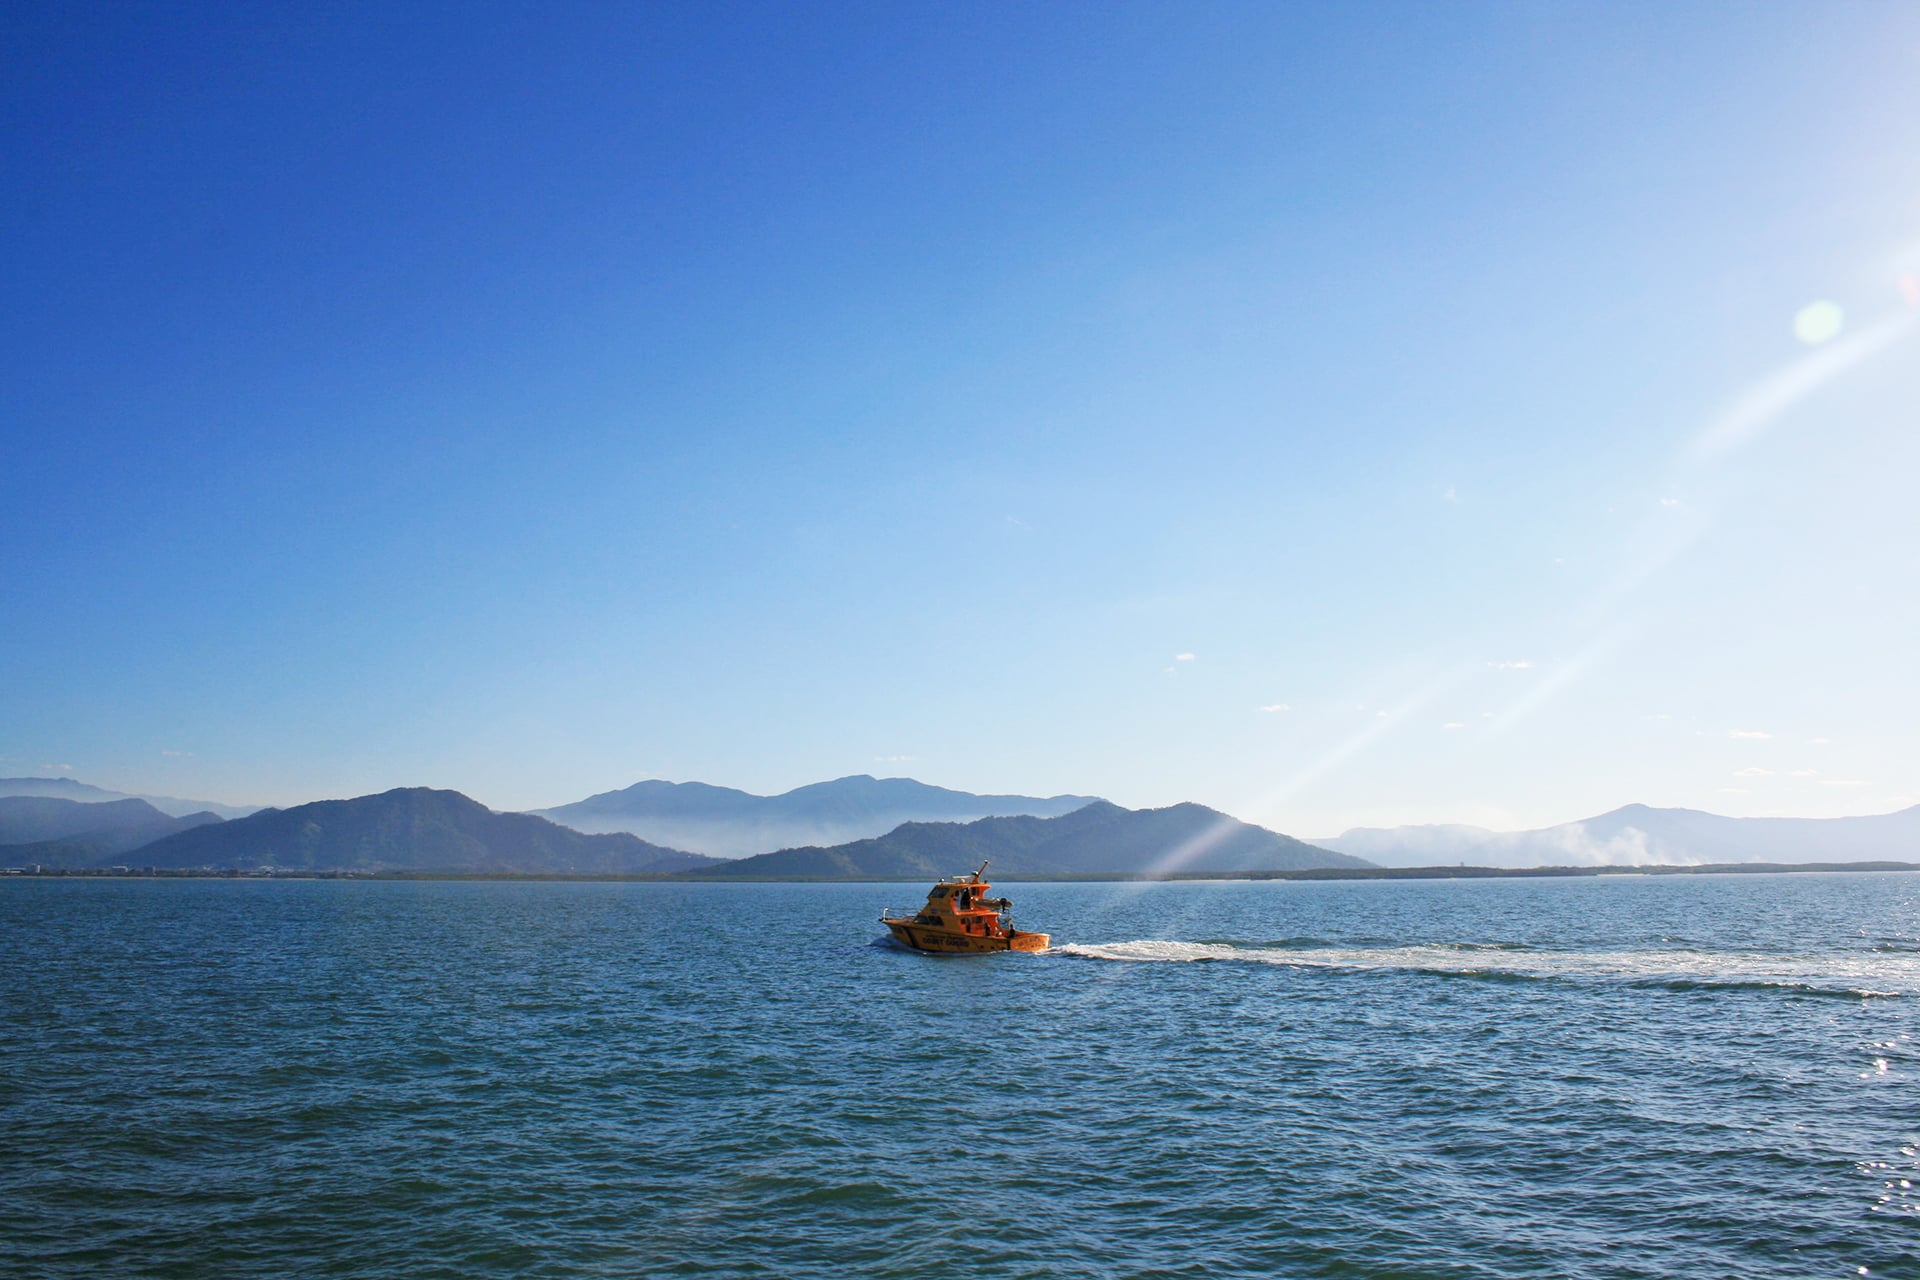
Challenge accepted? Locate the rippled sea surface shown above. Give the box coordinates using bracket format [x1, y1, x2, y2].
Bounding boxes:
[4, 874, 1917, 1279]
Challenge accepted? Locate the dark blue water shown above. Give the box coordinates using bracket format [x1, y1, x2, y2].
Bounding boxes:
[3, 874, 1915, 1278]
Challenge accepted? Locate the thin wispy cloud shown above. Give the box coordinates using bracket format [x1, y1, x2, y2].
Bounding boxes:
[1790, 768, 1819, 777]
[1174, 653, 1196, 662]
[1729, 729, 1772, 741]
[1442, 722, 1464, 730]
[1733, 767, 1773, 777]
[1257, 703, 1291, 713]
[1486, 659, 1533, 671]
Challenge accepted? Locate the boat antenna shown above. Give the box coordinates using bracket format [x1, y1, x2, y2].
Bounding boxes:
[975, 859, 989, 882]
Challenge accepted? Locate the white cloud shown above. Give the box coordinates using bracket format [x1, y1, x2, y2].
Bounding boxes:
[1819, 778, 1868, 787]
[873, 755, 916, 763]
[1733, 767, 1773, 777]
[41, 763, 72, 772]
[1258, 704, 1291, 714]
[1375, 710, 1389, 719]
[1442, 485, 1458, 502]
[1729, 729, 1772, 741]
[1442, 722, 1464, 730]
[1486, 659, 1533, 671]
[1812, 737, 1831, 745]
[1659, 497, 1682, 508]
[1174, 653, 1196, 662]
[1790, 768, 1819, 778]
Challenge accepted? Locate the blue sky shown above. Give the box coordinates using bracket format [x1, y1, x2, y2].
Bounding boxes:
[5, 2, 1917, 834]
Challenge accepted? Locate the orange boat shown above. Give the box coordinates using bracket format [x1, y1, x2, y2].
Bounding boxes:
[880, 861, 1049, 954]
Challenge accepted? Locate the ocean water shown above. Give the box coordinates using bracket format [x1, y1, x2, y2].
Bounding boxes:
[2, 873, 1916, 1279]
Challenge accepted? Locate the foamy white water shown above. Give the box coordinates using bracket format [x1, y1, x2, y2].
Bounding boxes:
[1052, 938, 1916, 997]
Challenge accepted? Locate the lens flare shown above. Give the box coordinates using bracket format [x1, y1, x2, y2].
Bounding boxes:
[1793, 300, 1845, 345]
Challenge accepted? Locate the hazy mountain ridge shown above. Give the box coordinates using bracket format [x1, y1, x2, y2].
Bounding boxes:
[532, 774, 1104, 857]
[0, 777, 257, 821]
[697, 799, 1371, 879]
[1318, 803, 1920, 867]
[0, 796, 223, 863]
[126, 788, 719, 875]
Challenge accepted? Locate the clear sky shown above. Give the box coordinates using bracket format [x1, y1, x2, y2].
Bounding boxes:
[5, 2, 1917, 835]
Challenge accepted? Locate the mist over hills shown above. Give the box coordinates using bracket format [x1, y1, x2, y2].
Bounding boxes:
[698, 800, 1370, 879]
[1318, 803, 1920, 868]
[533, 774, 1102, 857]
[129, 788, 719, 875]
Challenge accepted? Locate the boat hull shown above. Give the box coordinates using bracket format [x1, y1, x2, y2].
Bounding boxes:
[882, 920, 1049, 954]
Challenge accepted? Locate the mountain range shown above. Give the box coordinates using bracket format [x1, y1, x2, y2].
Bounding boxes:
[1316, 803, 1920, 867]
[532, 774, 1101, 857]
[5, 772, 1915, 876]
[1, 778, 1362, 878]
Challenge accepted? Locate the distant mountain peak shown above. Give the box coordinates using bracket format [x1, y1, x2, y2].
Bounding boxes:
[532, 775, 1106, 859]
